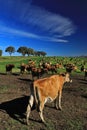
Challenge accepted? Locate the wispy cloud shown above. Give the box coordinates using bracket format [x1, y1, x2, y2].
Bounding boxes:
[0, 25, 39, 39]
[23, 5, 76, 37]
[0, 0, 76, 42]
[0, 24, 68, 43]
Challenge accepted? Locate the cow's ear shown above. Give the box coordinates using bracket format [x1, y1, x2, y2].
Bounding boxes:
[60, 73, 66, 77]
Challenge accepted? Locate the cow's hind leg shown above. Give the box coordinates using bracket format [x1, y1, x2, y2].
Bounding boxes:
[58, 90, 62, 110]
[39, 99, 45, 123]
[54, 96, 59, 109]
[26, 95, 34, 125]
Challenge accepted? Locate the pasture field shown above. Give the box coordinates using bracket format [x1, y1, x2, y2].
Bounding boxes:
[0, 56, 87, 130]
[0, 56, 87, 74]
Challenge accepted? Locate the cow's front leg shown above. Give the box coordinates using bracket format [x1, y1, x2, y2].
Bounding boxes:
[26, 95, 34, 125]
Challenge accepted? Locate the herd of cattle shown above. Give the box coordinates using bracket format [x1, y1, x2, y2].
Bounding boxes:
[5, 59, 87, 124]
[5, 59, 87, 80]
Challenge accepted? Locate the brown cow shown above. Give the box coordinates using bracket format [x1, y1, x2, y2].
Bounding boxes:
[6, 64, 15, 74]
[31, 67, 48, 80]
[26, 73, 72, 124]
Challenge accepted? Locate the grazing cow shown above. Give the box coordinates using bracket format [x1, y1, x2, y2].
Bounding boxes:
[80, 65, 85, 72]
[48, 65, 57, 74]
[20, 63, 26, 74]
[20, 61, 36, 74]
[26, 73, 72, 124]
[20, 63, 30, 74]
[31, 67, 48, 80]
[80, 66, 87, 80]
[40, 62, 58, 74]
[6, 64, 15, 74]
[64, 64, 77, 74]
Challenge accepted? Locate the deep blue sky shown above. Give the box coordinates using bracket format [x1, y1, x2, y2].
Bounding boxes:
[0, 0, 87, 56]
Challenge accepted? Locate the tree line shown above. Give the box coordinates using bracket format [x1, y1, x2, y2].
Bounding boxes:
[0, 46, 47, 56]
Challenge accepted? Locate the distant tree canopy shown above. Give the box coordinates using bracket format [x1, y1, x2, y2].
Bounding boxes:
[5, 46, 15, 56]
[0, 49, 2, 56]
[17, 46, 28, 56]
[4, 45, 47, 56]
[35, 51, 47, 56]
[26, 48, 34, 56]
[17, 46, 47, 56]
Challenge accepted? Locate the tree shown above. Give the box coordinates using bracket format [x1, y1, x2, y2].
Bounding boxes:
[35, 51, 47, 56]
[0, 50, 2, 56]
[40, 51, 47, 56]
[26, 48, 34, 56]
[5, 46, 15, 56]
[17, 46, 28, 56]
[34, 51, 38, 56]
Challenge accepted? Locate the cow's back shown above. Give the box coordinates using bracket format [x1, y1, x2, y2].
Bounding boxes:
[33, 75, 64, 100]
[26, 73, 71, 124]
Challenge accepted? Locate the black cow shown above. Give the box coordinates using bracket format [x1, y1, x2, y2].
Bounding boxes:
[6, 64, 15, 74]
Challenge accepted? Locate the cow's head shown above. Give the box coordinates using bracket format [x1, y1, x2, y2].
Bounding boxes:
[65, 73, 72, 83]
[61, 73, 72, 83]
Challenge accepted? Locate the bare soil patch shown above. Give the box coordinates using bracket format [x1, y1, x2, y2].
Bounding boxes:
[0, 73, 87, 130]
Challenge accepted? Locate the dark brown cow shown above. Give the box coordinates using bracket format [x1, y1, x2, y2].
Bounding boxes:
[80, 66, 87, 80]
[31, 67, 48, 80]
[40, 62, 58, 74]
[20, 62, 36, 74]
[64, 64, 77, 73]
[80, 65, 85, 72]
[26, 73, 72, 124]
[6, 64, 15, 74]
[20, 63, 28, 74]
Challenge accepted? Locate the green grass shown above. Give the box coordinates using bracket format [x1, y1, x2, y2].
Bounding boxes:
[0, 56, 29, 73]
[45, 120, 55, 130]
[0, 56, 87, 75]
[65, 119, 83, 130]
[0, 84, 17, 93]
[0, 85, 10, 93]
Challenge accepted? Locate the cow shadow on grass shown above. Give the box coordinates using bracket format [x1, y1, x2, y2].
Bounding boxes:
[81, 94, 87, 99]
[0, 95, 36, 124]
[0, 72, 7, 75]
[18, 77, 33, 82]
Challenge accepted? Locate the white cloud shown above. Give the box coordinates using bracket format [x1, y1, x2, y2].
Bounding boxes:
[18, 4, 76, 37]
[0, 0, 76, 42]
[0, 25, 39, 38]
[0, 25, 68, 43]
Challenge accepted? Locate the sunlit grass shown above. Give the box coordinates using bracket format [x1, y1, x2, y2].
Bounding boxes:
[0, 56, 87, 75]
